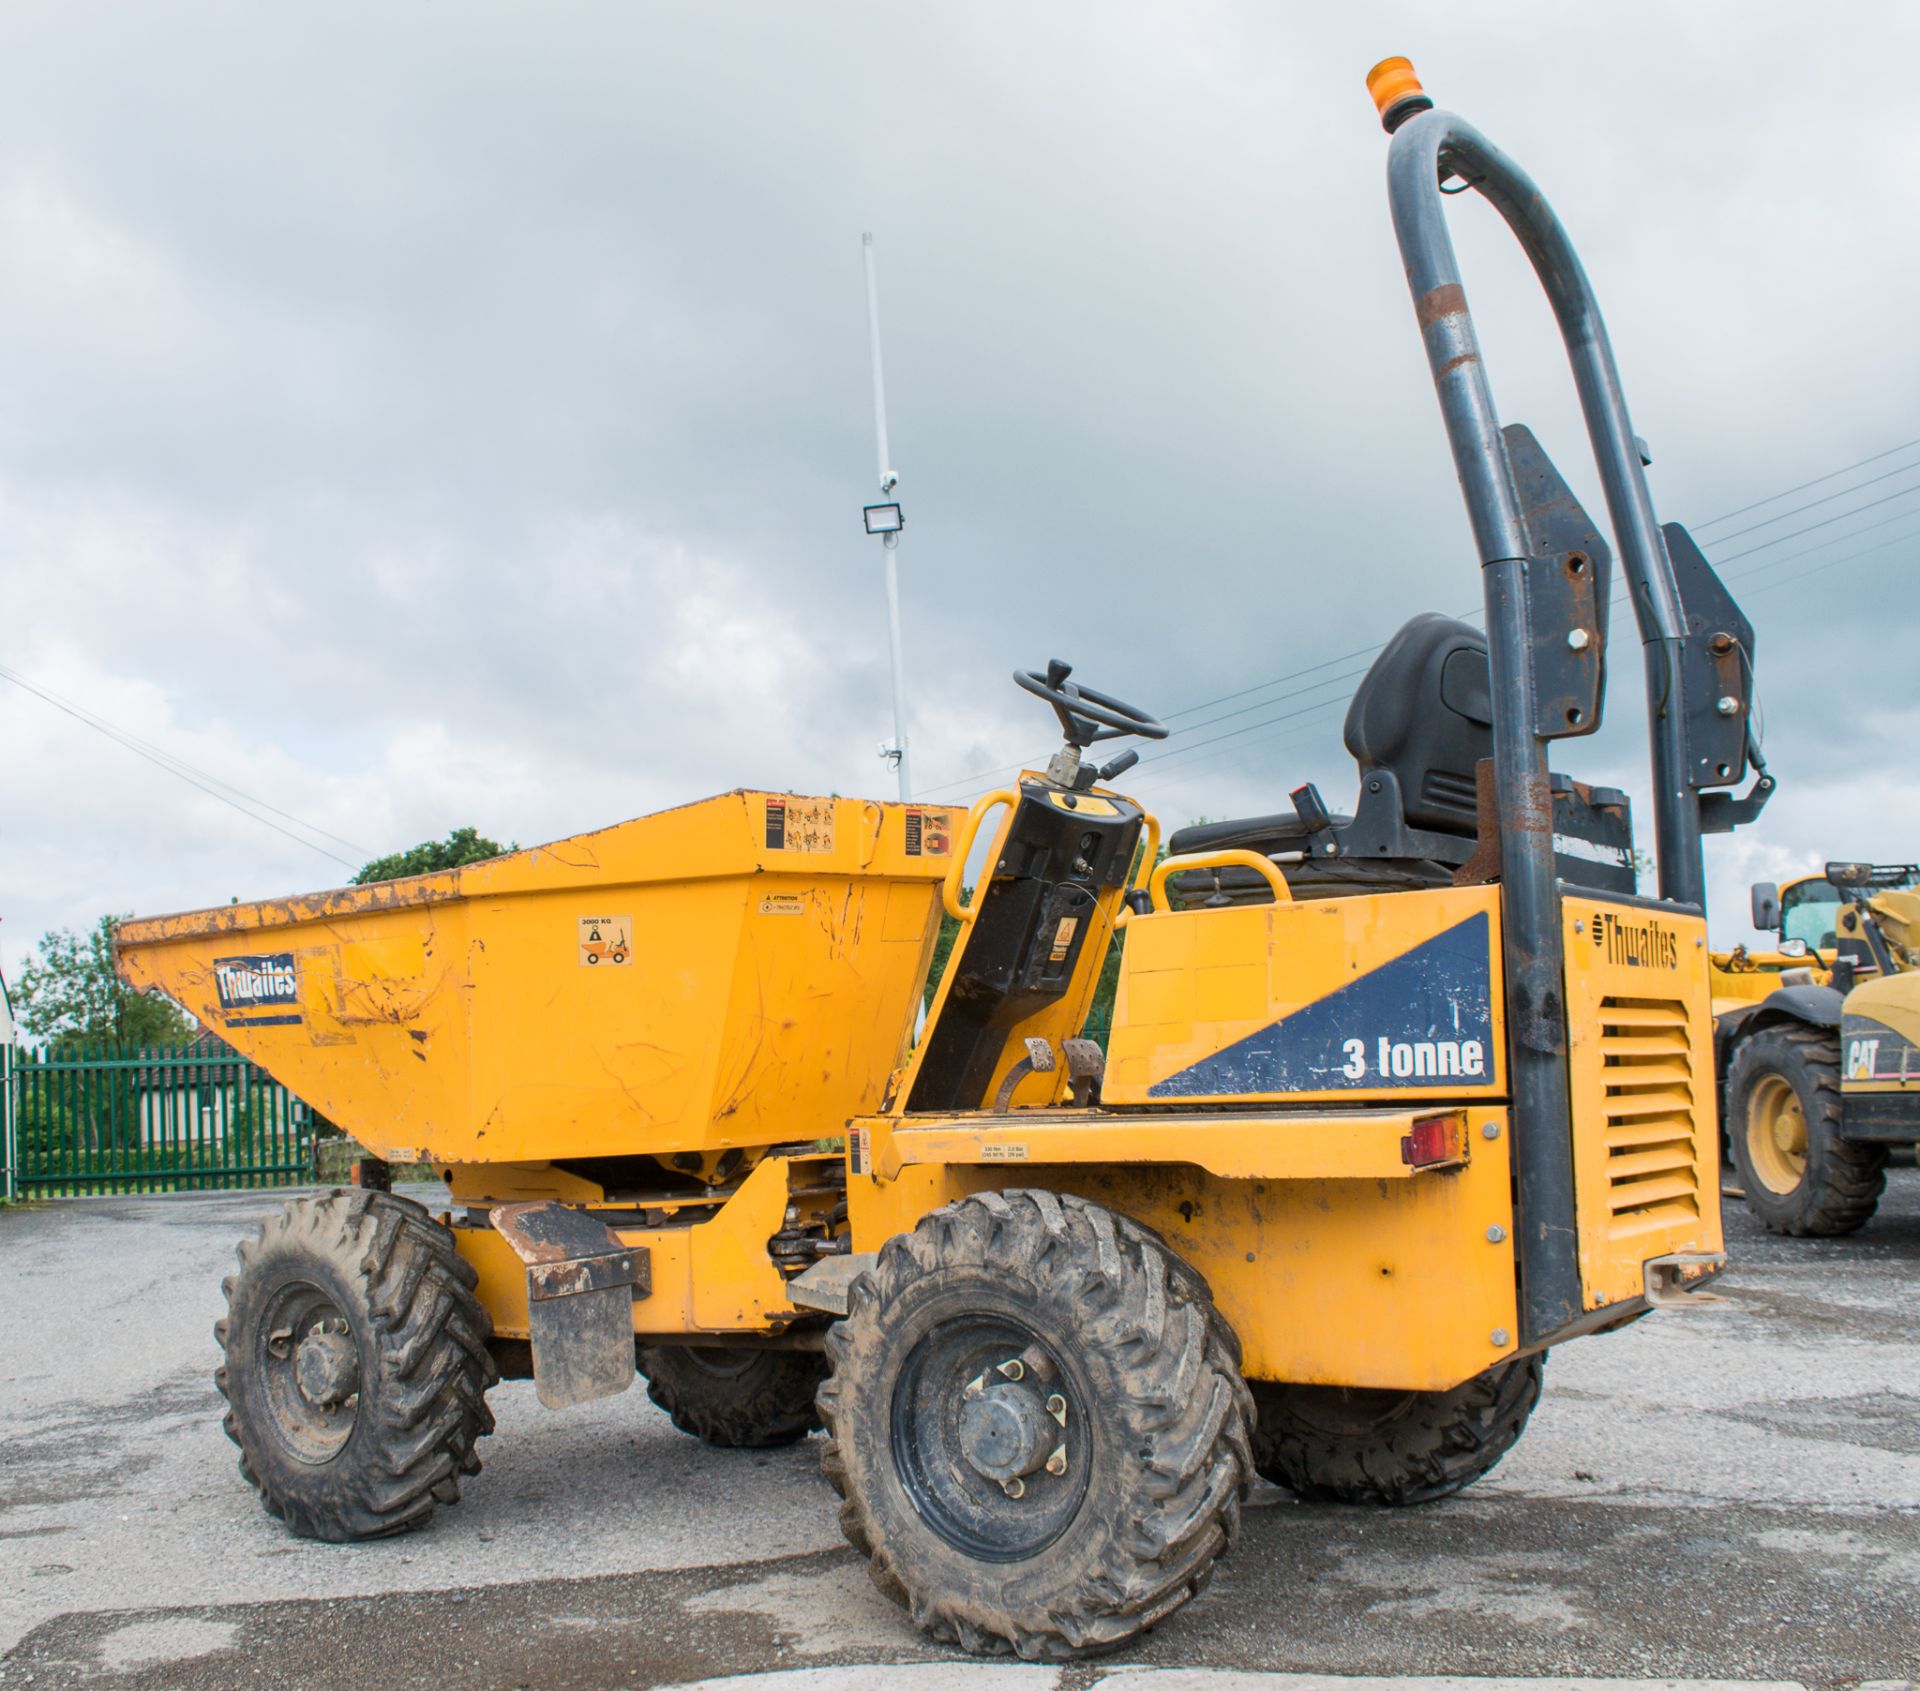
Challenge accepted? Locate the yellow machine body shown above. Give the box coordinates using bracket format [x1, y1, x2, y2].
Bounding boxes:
[120, 777, 1721, 1398]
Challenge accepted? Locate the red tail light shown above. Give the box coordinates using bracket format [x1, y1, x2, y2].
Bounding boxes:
[1400, 1113, 1467, 1169]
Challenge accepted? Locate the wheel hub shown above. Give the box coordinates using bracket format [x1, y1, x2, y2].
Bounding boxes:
[1746, 1074, 1809, 1195]
[294, 1322, 359, 1410]
[958, 1382, 1055, 1484]
[894, 1323, 1085, 1558]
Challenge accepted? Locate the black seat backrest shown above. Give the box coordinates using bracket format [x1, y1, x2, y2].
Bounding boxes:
[1342, 613, 1491, 836]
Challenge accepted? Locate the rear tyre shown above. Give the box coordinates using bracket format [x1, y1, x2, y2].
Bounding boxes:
[215, 1189, 497, 1541]
[1727, 1024, 1885, 1236]
[636, 1344, 825, 1447]
[817, 1190, 1253, 1659]
[1250, 1352, 1543, 1506]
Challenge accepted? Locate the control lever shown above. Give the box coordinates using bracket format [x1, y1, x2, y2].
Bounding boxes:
[1097, 748, 1140, 783]
[1288, 782, 1341, 861]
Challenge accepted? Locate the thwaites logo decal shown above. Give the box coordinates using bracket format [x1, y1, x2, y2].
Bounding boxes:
[1149, 912, 1495, 1098]
[213, 953, 303, 1026]
[1589, 910, 1681, 971]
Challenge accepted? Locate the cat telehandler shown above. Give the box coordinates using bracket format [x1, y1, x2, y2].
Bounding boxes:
[1715, 863, 1920, 1233]
[116, 59, 1768, 1659]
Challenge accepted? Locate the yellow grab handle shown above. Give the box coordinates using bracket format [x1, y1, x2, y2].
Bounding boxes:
[943, 789, 1019, 922]
[1112, 810, 1162, 930]
[1148, 849, 1291, 914]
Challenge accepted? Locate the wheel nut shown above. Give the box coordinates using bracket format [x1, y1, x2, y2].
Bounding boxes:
[1046, 1393, 1067, 1424]
[997, 1359, 1025, 1382]
[1003, 1476, 1026, 1499]
[1045, 1443, 1067, 1476]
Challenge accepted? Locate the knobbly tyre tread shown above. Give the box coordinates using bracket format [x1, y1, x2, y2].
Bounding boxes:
[636, 1344, 826, 1447]
[1251, 1352, 1543, 1506]
[816, 1188, 1253, 1660]
[215, 1189, 497, 1540]
[1728, 1023, 1886, 1236]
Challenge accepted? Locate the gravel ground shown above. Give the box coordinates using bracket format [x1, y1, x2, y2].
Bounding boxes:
[0, 1174, 1915, 1690]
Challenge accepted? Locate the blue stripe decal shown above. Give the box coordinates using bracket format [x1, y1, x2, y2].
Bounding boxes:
[1147, 910, 1495, 1098]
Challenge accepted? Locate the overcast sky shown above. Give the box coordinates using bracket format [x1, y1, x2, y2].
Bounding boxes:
[3, 1, 1918, 984]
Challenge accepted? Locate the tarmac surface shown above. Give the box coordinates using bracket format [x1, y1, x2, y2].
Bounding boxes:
[0, 1176, 1915, 1690]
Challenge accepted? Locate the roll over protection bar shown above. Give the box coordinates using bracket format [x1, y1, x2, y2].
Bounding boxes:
[1377, 70, 1712, 1342]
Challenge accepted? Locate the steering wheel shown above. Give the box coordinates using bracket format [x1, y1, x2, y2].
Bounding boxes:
[1014, 659, 1169, 747]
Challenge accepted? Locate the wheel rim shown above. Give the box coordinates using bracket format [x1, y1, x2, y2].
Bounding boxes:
[258, 1281, 362, 1463]
[890, 1316, 1088, 1563]
[1745, 1073, 1809, 1195]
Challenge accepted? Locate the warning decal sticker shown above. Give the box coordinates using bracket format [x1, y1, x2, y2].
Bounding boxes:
[765, 796, 835, 853]
[759, 893, 806, 917]
[904, 808, 953, 858]
[578, 915, 632, 967]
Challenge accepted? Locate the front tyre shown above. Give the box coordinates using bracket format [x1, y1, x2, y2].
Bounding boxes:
[1727, 1024, 1886, 1236]
[1250, 1353, 1543, 1506]
[215, 1190, 497, 1541]
[818, 1190, 1252, 1660]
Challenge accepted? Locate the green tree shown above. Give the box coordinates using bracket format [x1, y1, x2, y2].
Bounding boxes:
[13, 914, 197, 1048]
[354, 827, 510, 885]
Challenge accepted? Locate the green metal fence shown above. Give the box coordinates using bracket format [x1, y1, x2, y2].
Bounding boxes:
[7, 1042, 315, 1196]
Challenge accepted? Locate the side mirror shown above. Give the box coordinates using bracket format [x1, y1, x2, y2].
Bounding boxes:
[1750, 882, 1780, 932]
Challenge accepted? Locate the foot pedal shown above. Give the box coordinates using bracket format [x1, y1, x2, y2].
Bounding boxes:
[491, 1201, 651, 1408]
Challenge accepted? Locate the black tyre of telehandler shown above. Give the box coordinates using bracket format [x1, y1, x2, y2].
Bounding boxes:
[1727, 1023, 1886, 1236]
[1250, 1352, 1543, 1506]
[637, 1344, 826, 1447]
[817, 1189, 1253, 1660]
[215, 1189, 497, 1541]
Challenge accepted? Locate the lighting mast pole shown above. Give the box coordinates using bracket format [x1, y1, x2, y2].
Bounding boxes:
[861, 231, 911, 802]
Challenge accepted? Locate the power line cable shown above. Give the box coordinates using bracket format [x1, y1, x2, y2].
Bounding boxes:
[1699, 455, 1920, 546]
[1738, 522, 1920, 599]
[1690, 436, 1920, 531]
[0, 664, 374, 858]
[0, 666, 365, 871]
[1153, 520, 1920, 788]
[917, 434, 1920, 800]
[1709, 480, 1920, 567]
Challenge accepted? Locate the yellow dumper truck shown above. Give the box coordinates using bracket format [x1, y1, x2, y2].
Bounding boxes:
[117, 62, 1768, 1658]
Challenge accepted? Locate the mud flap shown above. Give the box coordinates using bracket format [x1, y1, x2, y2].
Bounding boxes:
[490, 1201, 651, 1409]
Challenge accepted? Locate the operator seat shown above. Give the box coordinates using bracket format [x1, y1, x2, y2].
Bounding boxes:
[1167, 613, 1490, 899]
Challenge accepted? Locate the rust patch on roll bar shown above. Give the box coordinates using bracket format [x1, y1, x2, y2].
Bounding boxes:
[1416, 282, 1469, 329]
